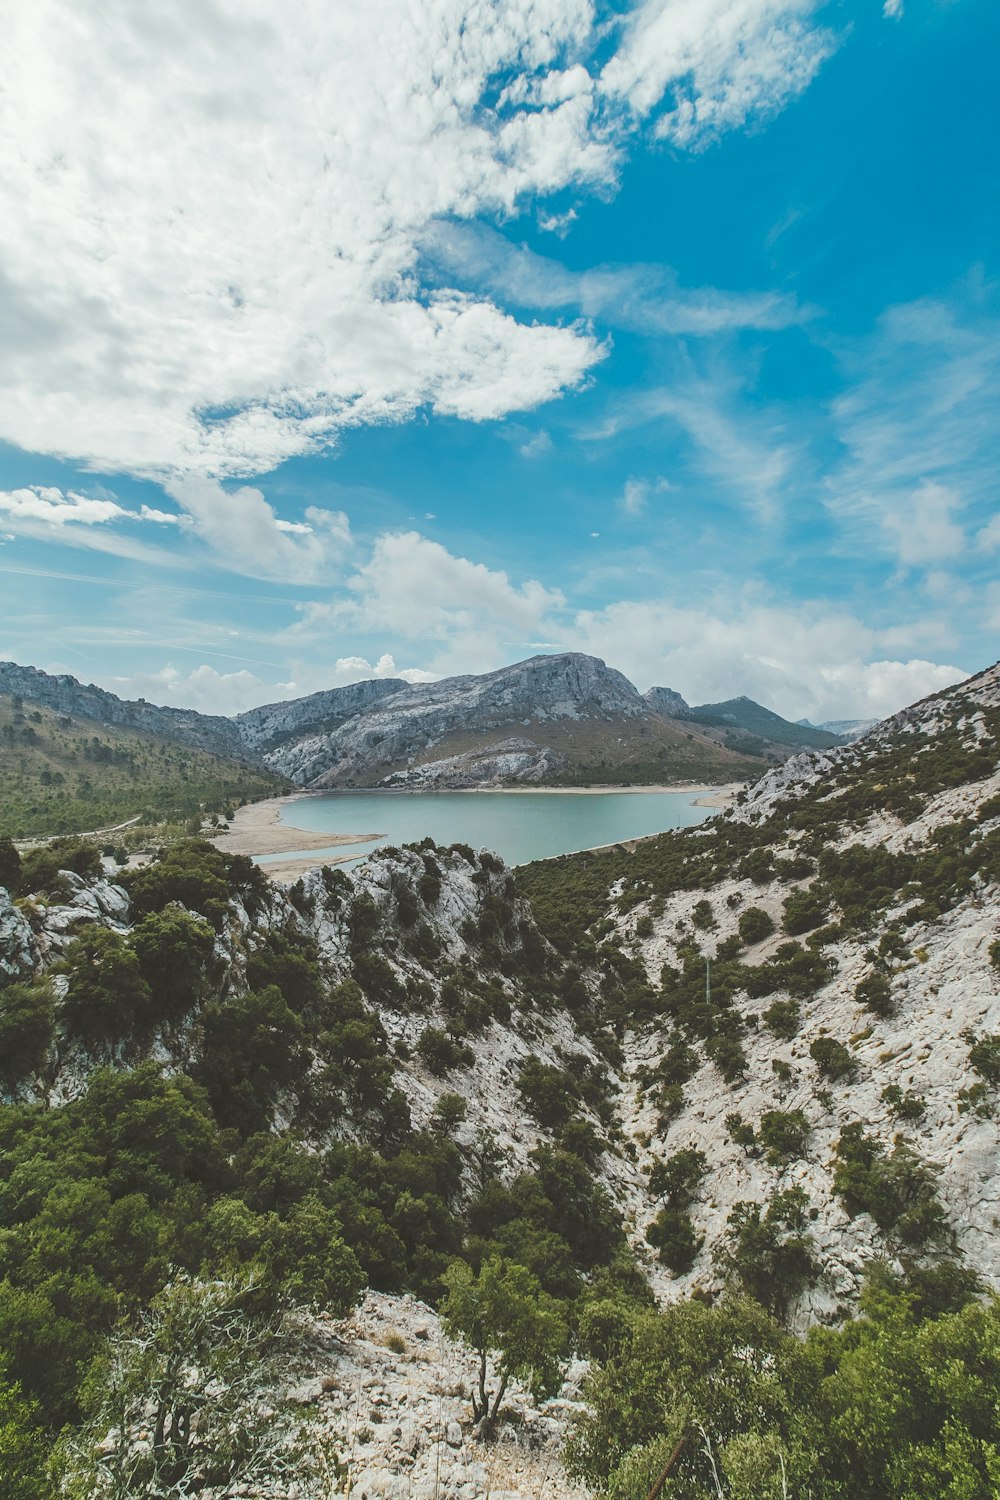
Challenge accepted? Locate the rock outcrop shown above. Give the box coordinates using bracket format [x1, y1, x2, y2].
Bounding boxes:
[644, 685, 689, 717]
[0, 660, 249, 761]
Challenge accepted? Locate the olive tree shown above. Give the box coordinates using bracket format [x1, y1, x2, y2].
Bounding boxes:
[440, 1255, 567, 1429]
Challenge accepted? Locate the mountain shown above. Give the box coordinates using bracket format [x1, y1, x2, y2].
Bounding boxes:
[644, 684, 690, 716]
[812, 716, 881, 741]
[0, 653, 860, 810]
[0, 693, 286, 839]
[685, 693, 845, 752]
[519, 657, 1000, 1317]
[241, 652, 765, 788]
[0, 659, 248, 761]
[1, 660, 998, 1490]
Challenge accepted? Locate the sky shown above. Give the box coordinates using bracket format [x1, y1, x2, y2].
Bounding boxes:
[0, 0, 997, 725]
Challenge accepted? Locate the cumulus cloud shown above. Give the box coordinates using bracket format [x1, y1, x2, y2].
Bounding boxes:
[291, 530, 566, 674]
[883, 481, 965, 569]
[0, 485, 174, 528]
[165, 477, 352, 583]
[601, 0, 834, 147]
[0, 0, 833, 482]
[111, 651, 437, 715]
[567, 595, 967, 721]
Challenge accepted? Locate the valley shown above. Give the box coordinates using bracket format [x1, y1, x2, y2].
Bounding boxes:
[0, 660, 998, 1497]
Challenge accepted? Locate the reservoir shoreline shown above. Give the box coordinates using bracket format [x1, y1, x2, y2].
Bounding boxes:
[212, 782, 744, 883]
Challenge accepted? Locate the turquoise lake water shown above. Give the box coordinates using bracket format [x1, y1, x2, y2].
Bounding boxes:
[257, 788, 719, 868]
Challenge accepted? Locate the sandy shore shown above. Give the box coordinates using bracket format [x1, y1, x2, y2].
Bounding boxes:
[210, 794, 381, 857]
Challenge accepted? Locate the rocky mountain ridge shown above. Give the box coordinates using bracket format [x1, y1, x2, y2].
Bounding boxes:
[0, 653, 840, 795]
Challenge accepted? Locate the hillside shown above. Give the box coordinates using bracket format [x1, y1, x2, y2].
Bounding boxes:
[519, 659, 1000, 1315]
[255, 653, 766, 788]
[0, 695, 286, 839]
[685, 694, 844, 753]
[1, 661, 999, 1496]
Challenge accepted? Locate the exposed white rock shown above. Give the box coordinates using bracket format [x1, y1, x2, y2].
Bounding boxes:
[286, 1291, 591, 1500]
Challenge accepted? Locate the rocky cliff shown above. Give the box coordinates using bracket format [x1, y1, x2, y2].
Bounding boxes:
[0, 659, 249, 761]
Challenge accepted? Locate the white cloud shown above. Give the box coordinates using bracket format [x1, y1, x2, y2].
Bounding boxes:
[620, 475, 670, 516]
[164, 477, 352, 583]
[110, 650, 437, 715]
[426, 220, 811, 336]
[0, 485, 146, 528]
[567, 595, 967, 721]
[291, 530, 565, 674]
[882, 480, 965, 568]
[977, 514, 1000, 552]
[601, 0, 834, 148]
[828, 291, 1000, 550]
[883, 0, 903, 17]
[0, 0, 833, 482]
[329, 653, 437, 686]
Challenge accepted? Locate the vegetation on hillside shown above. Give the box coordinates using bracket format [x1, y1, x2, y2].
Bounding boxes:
[1, 671, 999, 1495]
[0, 695, 285, 839]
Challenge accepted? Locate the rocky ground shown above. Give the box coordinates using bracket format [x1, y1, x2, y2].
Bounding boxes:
[287, 1291, 591, 1500]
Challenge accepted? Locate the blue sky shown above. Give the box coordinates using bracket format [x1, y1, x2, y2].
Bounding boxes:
[0, 0, 996, 722]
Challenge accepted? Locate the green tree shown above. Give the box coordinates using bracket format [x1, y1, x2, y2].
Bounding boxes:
[440, 1256, 567, 1427]
[54, 1273, 314, 1499]
[131, 908, 215, 1024]
[0, 836, 21, 892]
[61, 929, 152, 1045]
[0, 980, 55, 1089]
[0, 1366, 49, 1500]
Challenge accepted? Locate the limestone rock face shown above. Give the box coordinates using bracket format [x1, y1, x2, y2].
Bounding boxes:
[235, 677, 408, 753]
[644, 685, 689, 717]
[262, 653, 650, 786]
[0, 659, 248, 760]
[0, 887, 36, 983]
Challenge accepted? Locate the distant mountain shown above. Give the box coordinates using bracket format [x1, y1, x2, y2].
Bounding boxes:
[0, 653, 850, 799]
[812, 716, 880, 742]
[685, 694, 844, 752]
[255, 653, 761, 789]
[0, 660, 248, 761]
[644, 685, 690, 717]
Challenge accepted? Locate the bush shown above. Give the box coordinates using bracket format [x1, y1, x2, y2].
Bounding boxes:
[855, 971, 894, 1018]
[415, 1026, 470, 1077]
[763, 998, 800, 1039]
[60, 928, 152, 1045]
[757, 1110, 810, 1164]
[691, 899, 716, 931]
[810, 1036, 857, 1082]
[0, 981, 55, 1088]
[781, 890, 827, 936]
[517, 1059, 577, 1129]
[646, 1207, 702, 1274]
[132, 908, 215, 1024]
[833, 1123, 949, 1247]
[714, 1187, 817, 1317]
[648, 1148, 707, 1208]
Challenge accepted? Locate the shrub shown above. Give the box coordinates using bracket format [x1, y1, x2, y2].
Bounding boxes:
[781, 890, 827, 936]
[132, 908, 215, 1024]
[60, 928, 152, 1045]
[833, 1123, 949, 1247]
[881, 1084, 926, 1122]
[763, 998, 800, 1039]
[517, 1059, 577, 1128]
[714, 1187, 817, 1317]
[810, 1036, 857, 1082]
[757, 1109, 810, 1164]
[968, 1033, 1000, 1087]
[648, 1148, 707, 1209]
[647, 1207, 702, 1274]
[691, 899, 716, 931]
[0, 981, 54, 1088]
[416, 1026, 470, 1077]
[855, 972, 894, 1018]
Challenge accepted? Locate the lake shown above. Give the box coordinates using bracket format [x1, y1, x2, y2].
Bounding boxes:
[256, 788, 722, 869]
